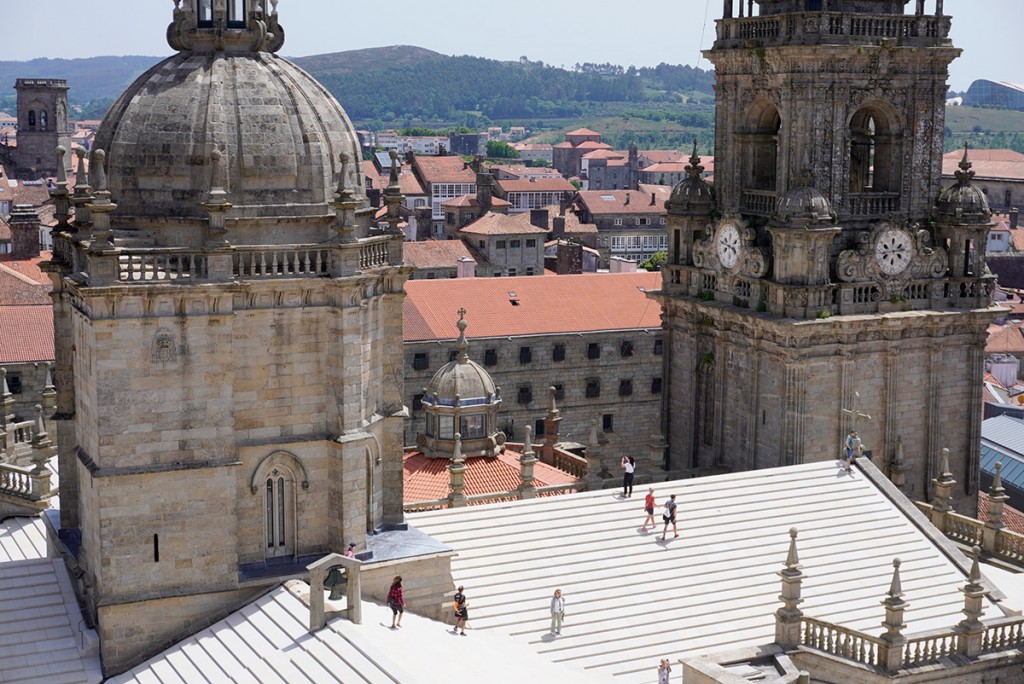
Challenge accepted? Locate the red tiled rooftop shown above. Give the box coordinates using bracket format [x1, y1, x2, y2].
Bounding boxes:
[403, 449, 578, 503]
[0, 305, 54, 364]
[458, 212, 547, 237]
[414, 156, 477, 184]
[944, 149, 1024, 163]
[639, 150, 686, 164]
[404, 271, 662, 342]
[582, 150, 625, 161]
[978, 491, 1024, 536]
[403, 241, 476, 270]
[441, 195, 510, 208]
[496, 178, 576, 193]
[566, 128, 601, 137]
[575, 141, 612, 150]
[578, 189, 667, 214]
[987, 322, 1024, 354]
[363, 160, 425, 196]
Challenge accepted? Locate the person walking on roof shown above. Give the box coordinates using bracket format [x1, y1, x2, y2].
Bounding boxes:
[452, 586, 469, 635]
[621, 456, 635, 497]
[661, 494, 678, 540]
[641, 487, 656, 531]
[387, 576, 404, 628]
[550, 588, 566, 635]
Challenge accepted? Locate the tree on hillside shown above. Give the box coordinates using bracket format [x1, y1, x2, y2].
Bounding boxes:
[487, 141, 520, 159]
[641, 251, 667, 272]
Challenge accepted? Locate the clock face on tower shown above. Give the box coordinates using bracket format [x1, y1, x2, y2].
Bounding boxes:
[875, 229, 912, 275]
[717, 223, 741, 269]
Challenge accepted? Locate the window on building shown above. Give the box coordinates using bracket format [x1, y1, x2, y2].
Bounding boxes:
[602, 414, 614, 432]
[449, 350, 459, 362]
[460, 414, 485, 439]
[552, 344, 566, 362]
[652, 377, 663, 394]
[586, 378, 601, 398]
[621, 340, 634, 357]
[619, 379, 633, 397]
[587, 343, 601, 360]
[497, 240, 506, 249]
[535, 419, 545, 437]
[484, 349, 498, 366]
[635, 218, 641, 225]
[518, 386, 533, 405]
[519, 346, 532, 364]
[6, 373, 22, 394]
[654, 339, 664, 356]
[526, 267, 535, 276]
[227, 0, 246, 27]
[39, 111, 47, 131]
[493, 272, 502, 277]
[447, 212, 456, 225]
[427, 272, 436, 279]
[510, 239, 521, 248]
[413, 352, 429, 371]
[439, 415, 455, 439]
[660, 217, 666, 225]
[526, 239, 536, 247]
[27, 111, 36, 129]
[614, 218, 623, 226]
[508, 268, 517, 277]
[478, 240, 485, 248]
[553, 383, 565, 400]
[412, 394, 424, 411]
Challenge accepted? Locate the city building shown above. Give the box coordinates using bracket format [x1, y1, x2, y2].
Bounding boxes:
[941, 148, 1024, 213]
[574, 186, 670, 267]
[410, 154, 477, 227]
[509, 142, 552, 165]
[492, 175, 575, 213]
[652, 0, 996, 511]
[403, 272, 664, 461]
[963, 79, 1024, 111]
[552, 127, 611, 178]
[8, 79, 72, 179]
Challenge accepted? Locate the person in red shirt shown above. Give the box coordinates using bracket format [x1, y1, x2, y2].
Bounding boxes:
[387, 576, 404, 628]
[641, 487, 656, 531]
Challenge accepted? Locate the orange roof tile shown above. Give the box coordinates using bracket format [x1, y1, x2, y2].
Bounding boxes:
[566, 128, 601, 137]
[978, 491, 1024, 535]
[987, 322, 1024, 354]
[582, 150, 625, 160]
[496, 178, 576, 193]
[458, 212, 547, 237]
[576, 141, 612, 150]
[404, 271, 662, 342]
[403, 449, 578, 503]
[414, 156, 477, 184]
[639, 150, 686, 164]
[0, 252, 53, 289]
[363, 160, 426, 196]
[403, 241, 476, 269]
[0, 305, 53, 364]
[944, 149, 1024, 163]
[552, 142, 574, 149]
[578, 189, 667, 215]
[441, 195, 510, 208]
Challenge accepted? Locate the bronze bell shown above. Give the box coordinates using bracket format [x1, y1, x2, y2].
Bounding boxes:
[324, 567, 346, 601]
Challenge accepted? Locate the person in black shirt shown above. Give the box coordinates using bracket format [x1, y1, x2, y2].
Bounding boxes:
[452, 586, 469, 635]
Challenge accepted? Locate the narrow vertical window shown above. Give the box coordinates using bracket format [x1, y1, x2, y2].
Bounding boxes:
[228, 0, 247, 27]
[266, 479, 274, 547]
[153, 534, 160, 563]
[197, 0, 213, 26]
[277, 477, 285, 546]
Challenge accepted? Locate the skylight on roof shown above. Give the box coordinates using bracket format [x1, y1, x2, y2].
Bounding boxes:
[601, 195, 615, 201]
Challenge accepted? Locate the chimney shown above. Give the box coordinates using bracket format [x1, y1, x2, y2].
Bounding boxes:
[457, 257, 476, 278]
[552, 216, 566, 238]
[624, 193, 631, 206]
[559, 196, 568, 216]
[476, 170, 493, 212]
[9, 204, 41, 259]
[609, 256, 637, 273]
[556, 240, 583, 275]
[650, 192, 656, 206]
[530, 209, 549, 231]
[1011, 208, 1019, 230]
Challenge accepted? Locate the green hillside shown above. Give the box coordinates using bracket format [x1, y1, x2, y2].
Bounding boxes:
[944, 106, 1024, 153]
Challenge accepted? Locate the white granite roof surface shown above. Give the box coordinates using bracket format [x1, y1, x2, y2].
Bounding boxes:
[409, 461, 1006, 684]
[0, 516, 102, 683]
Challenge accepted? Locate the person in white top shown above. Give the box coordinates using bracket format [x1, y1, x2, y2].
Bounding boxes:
[658, 658, 672, 684]
[549, 588, 566, 635]
[621, 456, 635, 497]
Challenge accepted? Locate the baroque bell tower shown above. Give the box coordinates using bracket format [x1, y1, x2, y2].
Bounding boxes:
[652, 0, 997, 511]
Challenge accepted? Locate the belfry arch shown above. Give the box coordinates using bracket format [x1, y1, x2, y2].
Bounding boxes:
[849, 104, 903, 194]
[743, 100, 781, 193]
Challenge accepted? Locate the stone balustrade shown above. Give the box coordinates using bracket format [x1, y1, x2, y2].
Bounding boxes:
[848, 193, 902, 218]
[551, 451, 587, 478]
[718, 12, 951, 48]
[0, 462, 51, 506]
[741, 189, 777, 217]
[901, 629, 957, 667]
[234, 247, 328, 279]
[120, 251, 208, 282]
[916, 499, 1024, 566]
[802, 617, 880, 666]
[982, 617, 1024, 652]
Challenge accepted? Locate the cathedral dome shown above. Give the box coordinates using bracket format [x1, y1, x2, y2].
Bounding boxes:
[92, 2, 361, 227]
[934, 147, 992, 225]
[424, 319, 499, 407]
[666, 142, 716, 215]
[774, 173, 835, 225]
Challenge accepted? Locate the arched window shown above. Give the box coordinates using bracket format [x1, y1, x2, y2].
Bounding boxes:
[27, 111, 36, 129]
[264, 467, 294, 557]
[39, 111, 47, 131]
[849, 106, 902, 194]
[744, 101, 781, 193]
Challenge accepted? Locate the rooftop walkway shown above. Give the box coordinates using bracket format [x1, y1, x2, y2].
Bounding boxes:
[0, 517, 102, 683]
[410, 461, 1006, 684]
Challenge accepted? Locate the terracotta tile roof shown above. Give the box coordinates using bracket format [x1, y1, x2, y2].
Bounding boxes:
[575, 141, 612, 150]
[578, 189, 667, 215]
[363, 160, 426, 196]
[1008, 228, 1024, 252]
[987, 322, 1024, 353]
[441, 195, 510, 208]
[403, 240, 476, 269]
[458, 212, 547, 237]
[496, 178, 576, 193]
[403, 449, 578, 503]
[510, 144, 553, 152]
[9, 181, 51, 207]
[566, 128, 601, 137]
[642, 162, 688, 173]
[978, 491, 1024, 536]
[414, 156, 476, 184]
[944, 149, 1024, 163]
[552, 142, 574, 149]
[0, 252, 53, 289]
[639, 150, 686, 164]
[582, 150, 625, 161]
[404, 271, 662, 342]
[0, 305, 54, 364]
[486, 164, 561, 179]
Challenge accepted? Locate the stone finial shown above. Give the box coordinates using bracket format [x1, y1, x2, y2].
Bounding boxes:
[453, 309, 470, 363]
[207, 148, 229, 205]
[886, 558, 904, 601]
[335, 152, 357, 205]
[51, 146, 71, 229]
[983, 461, 1009, 549]
[41, 364, 57, 411]
[547, 386, 559, 417]
[383, 150, 404, 234]
[939, 448, 951, 478]
[775, 528, 804, 649]
[954, 142, 976, 186]
[518, 426, 538, 499]
[878, 557, 909, 670]
[91, 149, 108, 194]
[956, 546, 985, 657]
[684, 137, 704, 178]
[448, 432, 468, 507]
[203, 148, 232, 248]
[87, 149, 117, 252]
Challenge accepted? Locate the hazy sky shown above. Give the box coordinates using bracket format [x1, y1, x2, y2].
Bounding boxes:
[1, 0, 1017, 92]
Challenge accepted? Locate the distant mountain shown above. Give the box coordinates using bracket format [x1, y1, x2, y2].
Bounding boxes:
[0, 47, 715, 127]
